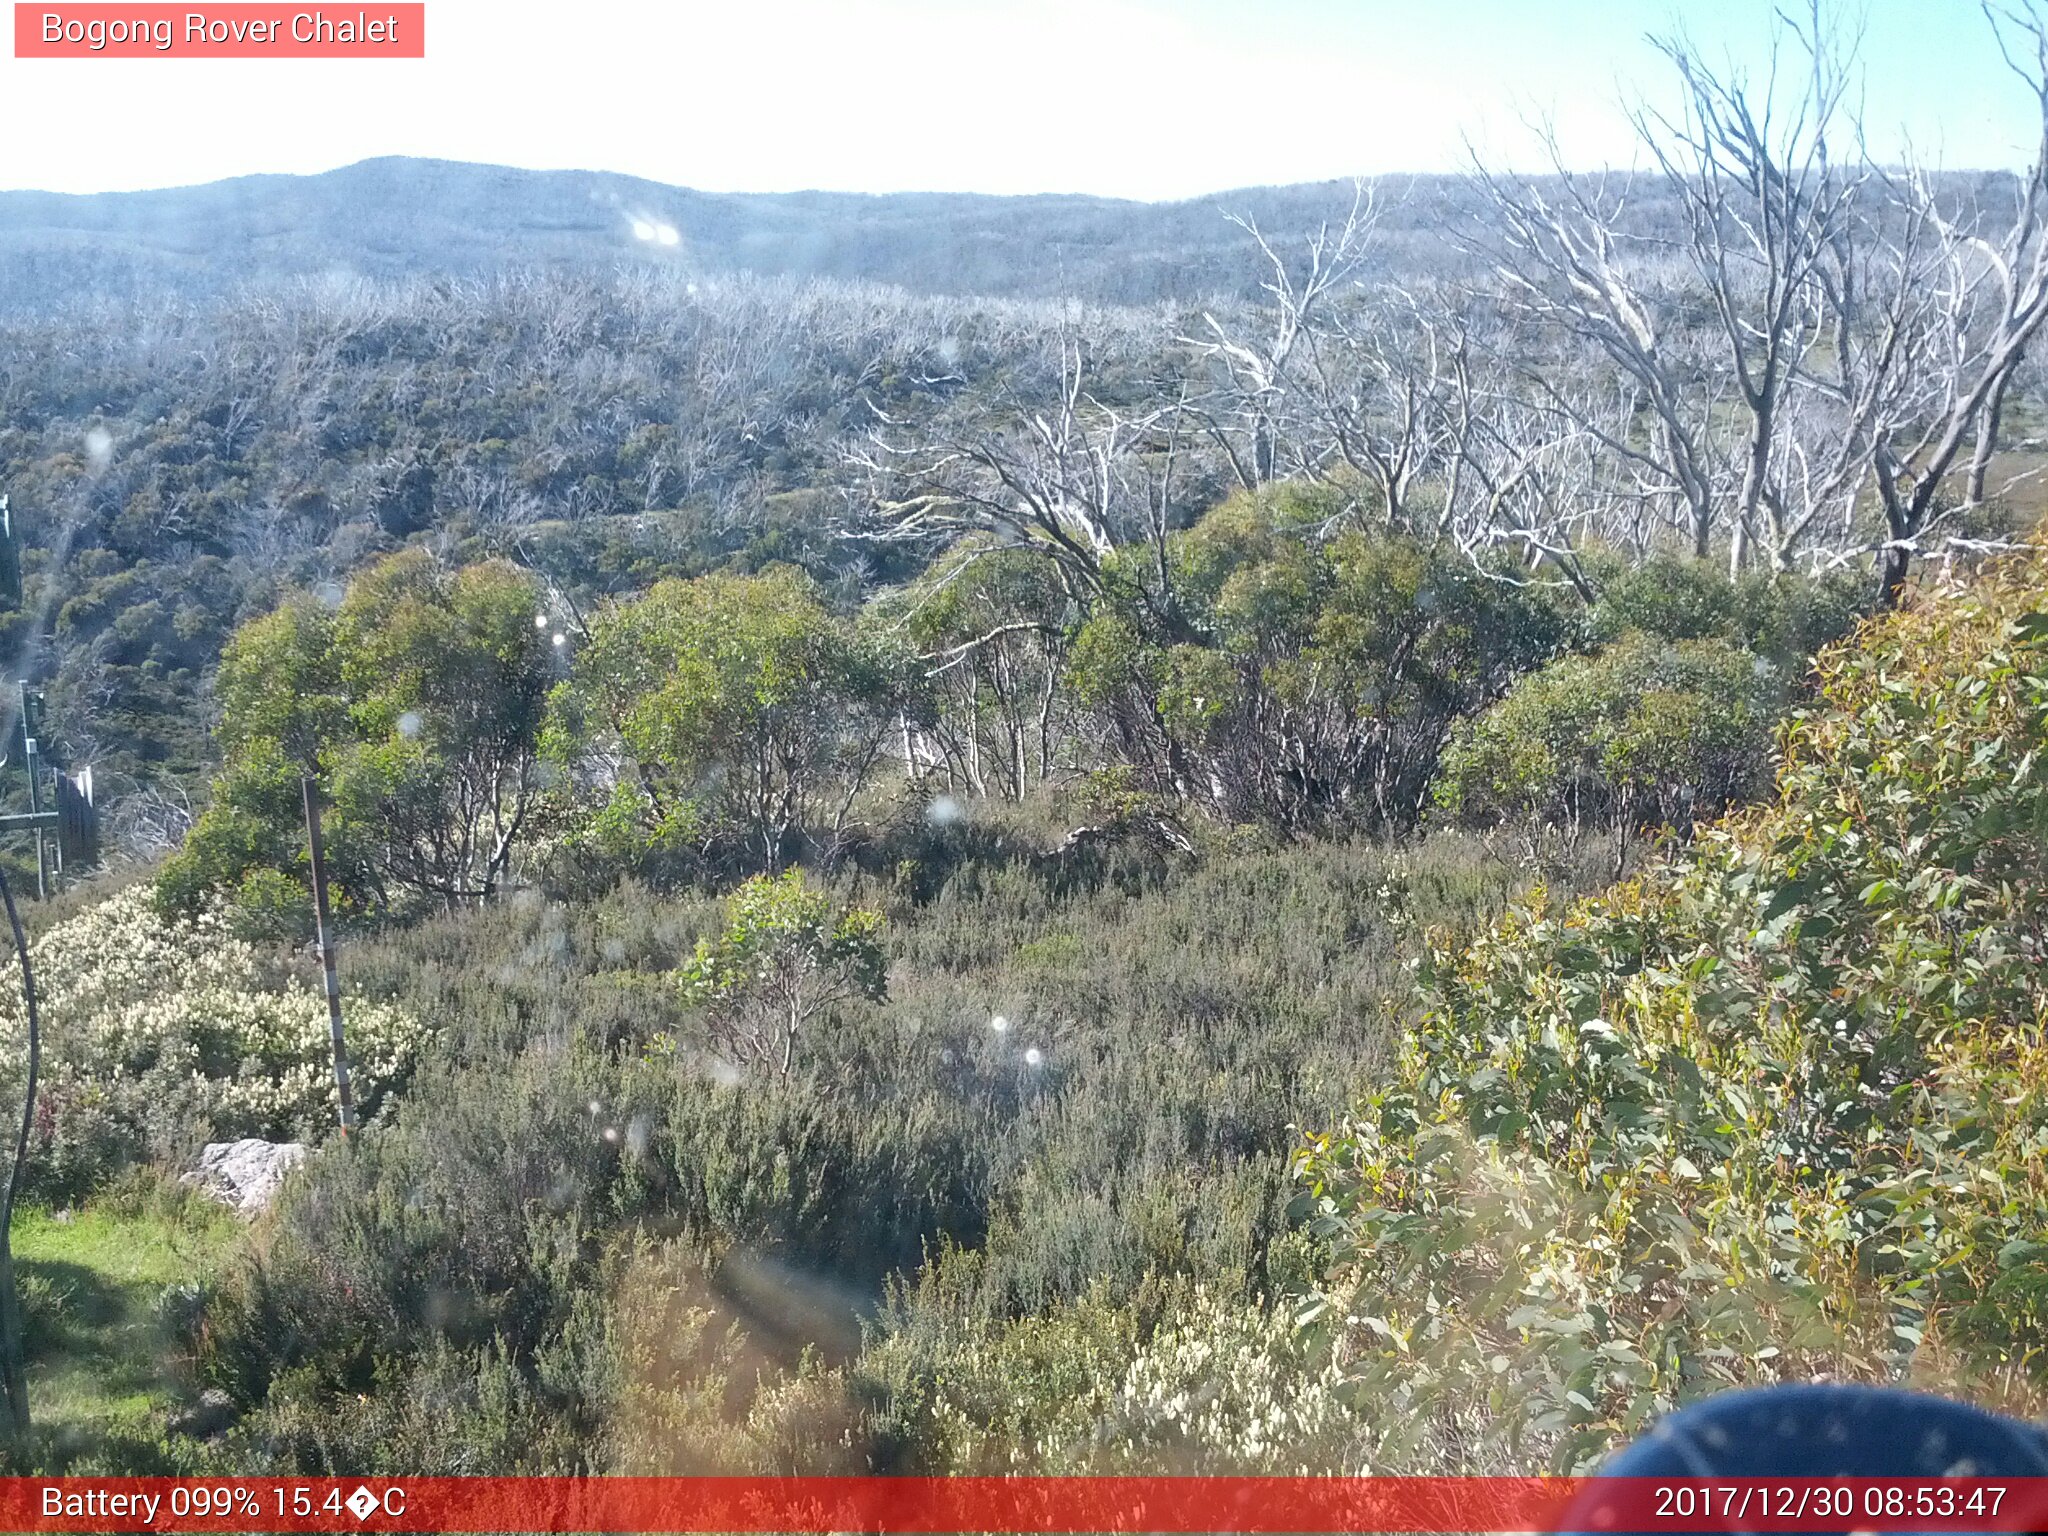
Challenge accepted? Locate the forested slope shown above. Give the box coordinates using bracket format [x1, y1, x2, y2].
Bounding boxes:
[0, 272, 1178, 803]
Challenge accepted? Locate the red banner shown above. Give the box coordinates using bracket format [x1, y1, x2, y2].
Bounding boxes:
[4, 1477, 2048, 1533]
[13, 5, 424, 58]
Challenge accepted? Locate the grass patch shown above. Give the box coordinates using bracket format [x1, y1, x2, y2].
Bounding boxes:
[11, 1178, 245, 1471]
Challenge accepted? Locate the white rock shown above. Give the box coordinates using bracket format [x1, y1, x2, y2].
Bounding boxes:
[182, 1138, 308, 1216]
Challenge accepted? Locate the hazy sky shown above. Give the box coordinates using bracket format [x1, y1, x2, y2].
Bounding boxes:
[0, 0, 2035, 198]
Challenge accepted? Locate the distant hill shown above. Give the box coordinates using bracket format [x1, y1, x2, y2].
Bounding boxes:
[0, 157, 1482, 312]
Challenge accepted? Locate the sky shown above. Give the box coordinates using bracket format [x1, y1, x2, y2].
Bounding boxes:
[0, 0, 2037, 199]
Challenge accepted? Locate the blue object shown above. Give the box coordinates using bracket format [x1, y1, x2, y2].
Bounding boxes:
[1599, 1383, 2048, 1477]
[1555, 1384, 2048, 1536]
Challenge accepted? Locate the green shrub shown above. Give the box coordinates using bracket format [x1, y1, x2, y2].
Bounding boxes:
[1435, 633, 1779, 845]
[1297, 545, 2048, 1473]
[857, 1260, 1355, 1473]
[678, 871, 886, 1077]
[890, 542, 1077, 803]
[544, 567, 904, 877]
[1589, 557, 1868, 665]
[1068, 497, 1582, 831]
[193, 826, 1583, 1474]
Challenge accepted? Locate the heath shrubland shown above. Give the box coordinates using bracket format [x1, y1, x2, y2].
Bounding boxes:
[0, 884, 426, 1201]
[23, 541, 2047, 1477]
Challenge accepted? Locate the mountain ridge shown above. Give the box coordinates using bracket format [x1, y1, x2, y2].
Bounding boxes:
[0, 155, 1460, 311]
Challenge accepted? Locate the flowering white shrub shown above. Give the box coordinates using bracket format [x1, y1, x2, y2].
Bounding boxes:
[1101, 1287, 1350, 1472]
[0, 884, 428, 1196]
[886, 1285, 1355, 1473]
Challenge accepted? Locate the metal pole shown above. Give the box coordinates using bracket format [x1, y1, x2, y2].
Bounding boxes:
[0, 867, 38, 1437]
[19, 685, 41, 902]
[301, 776, 355, 1136]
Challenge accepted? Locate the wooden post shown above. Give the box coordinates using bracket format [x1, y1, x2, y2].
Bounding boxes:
[301, 776, 355, 1136]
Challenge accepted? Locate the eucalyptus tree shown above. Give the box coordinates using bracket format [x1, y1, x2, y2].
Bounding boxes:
[890, 540, 1078, 799]
[549, 566, 903, 873]
[158, 552, 555, 921]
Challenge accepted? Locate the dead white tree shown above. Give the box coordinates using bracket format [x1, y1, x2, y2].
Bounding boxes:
[1470, 0, 2048, 597]
[1630, 6, 1867, 574]
[850, 337, 1178, 621]
[1442, 364, 1616, 596]
[1855, 1, 2048, 596]
[1284, 283, 1472, 531]
[1180, 185, 1378, 490]
[1465, 148, 1727, 559]
[1184, 197, 1642, 589]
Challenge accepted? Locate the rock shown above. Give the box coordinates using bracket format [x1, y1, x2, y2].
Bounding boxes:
[182, 1138, 308, 1216]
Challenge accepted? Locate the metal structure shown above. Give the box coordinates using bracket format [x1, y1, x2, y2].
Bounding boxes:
[0, 496, 93, 896]
[0, 497, 17, 607]
[0, 683, 97, 898]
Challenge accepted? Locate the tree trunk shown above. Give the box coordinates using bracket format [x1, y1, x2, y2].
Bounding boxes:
[1967, 369, 2013, 508]
[1878, 541, 1914, 609]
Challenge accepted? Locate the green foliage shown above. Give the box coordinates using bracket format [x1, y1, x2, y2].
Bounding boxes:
[34, 550, 257, 789]
[890, 543, 1075, 801]
[548, 567, 902, 876]
[679, 872, 887, 1075]
[159, 552, 553, 923]
[1295, 547, 2048, 1473]
[1066, 491, 1581, 831]
[1435, 633, 1779, 842]
[1589, 557, 1869, 665]
[1433, 556, 1873, 847]
[212, 600, 351, 769]
[857, 1266, 1351, 1473]
[186, 822, 1578, 1474]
